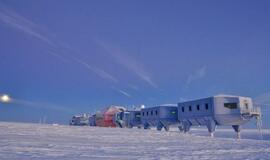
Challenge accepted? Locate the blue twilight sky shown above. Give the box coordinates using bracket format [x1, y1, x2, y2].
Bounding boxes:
[0, 0, 270, 127]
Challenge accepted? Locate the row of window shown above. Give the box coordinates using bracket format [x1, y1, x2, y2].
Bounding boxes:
[142, 110, 158, 117]
[142, 110, 178, 117]
[141, 102, 242, 116]
[181, 103, 209, 113]
[141, 104, 209, 116]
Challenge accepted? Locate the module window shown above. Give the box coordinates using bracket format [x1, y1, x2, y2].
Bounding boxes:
[205, 103, 209, 110]
[224, 103, 237, 109]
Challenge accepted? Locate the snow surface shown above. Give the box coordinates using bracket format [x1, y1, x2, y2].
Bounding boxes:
[0, 122, 270, 160]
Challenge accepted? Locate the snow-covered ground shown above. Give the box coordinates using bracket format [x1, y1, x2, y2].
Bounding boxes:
[0, 122, 270, 160]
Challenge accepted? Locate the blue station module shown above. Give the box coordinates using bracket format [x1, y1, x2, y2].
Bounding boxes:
[177, 95, 261, 138]
[141, 105, 178, 131]
[89, 114, 96, 126]
[114, 110, 142, 128]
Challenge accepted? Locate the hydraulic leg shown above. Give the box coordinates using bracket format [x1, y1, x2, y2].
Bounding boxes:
[164, 125, 170, 131]
[183, 121, 191, 133]
[232, 125, 241, 139]
[159, 121, 170, 132]
[178, 122, 184, 132]
[206, 120, 216, 138]
[178, 125, 184, 132]
[144, 123, 150, 129]
[157, 122, 163, 131]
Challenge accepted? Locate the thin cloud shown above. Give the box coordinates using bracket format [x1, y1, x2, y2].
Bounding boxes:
[0, 5, 54, 46]
[97, 41, 158, 88]
[0, 5, 119, 84]
[111, 86, 132, 98]
[47, 50, 70, 63]
[74, 58, 118, 83]
[128, 84, 139, 91]
[186, 66, 207, 85]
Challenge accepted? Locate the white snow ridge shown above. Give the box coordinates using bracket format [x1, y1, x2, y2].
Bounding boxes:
[0, 122, 270, 160]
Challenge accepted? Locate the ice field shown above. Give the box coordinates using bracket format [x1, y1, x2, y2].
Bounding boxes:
[0, 122, 270, 160]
